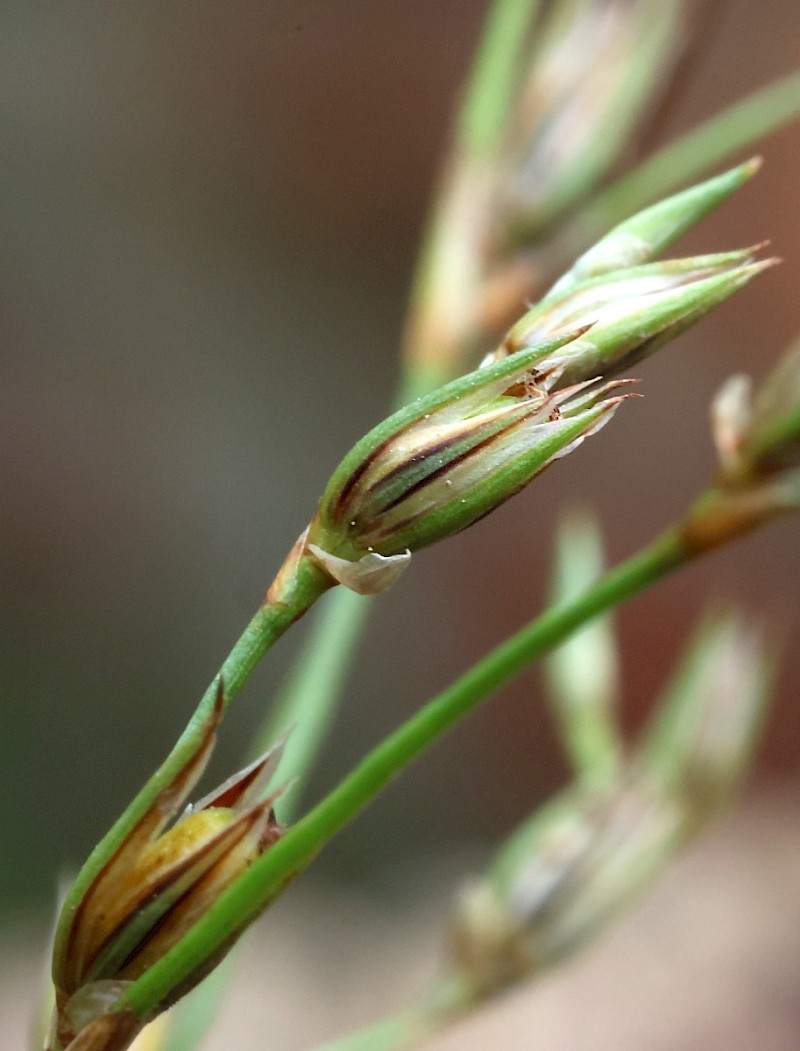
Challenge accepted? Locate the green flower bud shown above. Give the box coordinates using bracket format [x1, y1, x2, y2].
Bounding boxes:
[307, 329, 630, 592]
[486, 249, 771, 387]
[554, 159, 762, 289]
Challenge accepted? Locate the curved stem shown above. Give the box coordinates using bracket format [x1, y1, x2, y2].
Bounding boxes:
[120, 527, 689, 1017]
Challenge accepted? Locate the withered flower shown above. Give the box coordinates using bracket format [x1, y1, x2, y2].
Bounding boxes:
[712, 337, 800, 486]
[48, 685, 285, 1050]
[685, 334, 800, 552]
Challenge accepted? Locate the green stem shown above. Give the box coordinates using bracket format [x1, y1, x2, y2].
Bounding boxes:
[543, 511, 622, 791]
[51, 551, 331, 981]
[314, 976, 474, 1051]
[571, 68, 800, 247]
[457, 0, 539, 155]
[253, 586, 372, 819]
[211, 557, 332, 703]
[120, 527, 689, 1017]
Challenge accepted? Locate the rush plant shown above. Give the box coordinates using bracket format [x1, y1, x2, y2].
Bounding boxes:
[37, 3, 800, 1049]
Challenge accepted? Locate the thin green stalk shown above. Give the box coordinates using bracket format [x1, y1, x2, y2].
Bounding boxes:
[457, 0, 539, 155]
[51, 551, 331, 981]
[314, 976, 473, 1051]
[120, 527, 690, 1018]
[208, 557, 332, 703]
[571, 68, 800, 247]
[254, 586, 372, 819]
[544, 512, 621, 791]
[254, 0, 544, 815]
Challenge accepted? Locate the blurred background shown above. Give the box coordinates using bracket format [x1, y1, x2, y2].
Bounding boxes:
[1, 1, 799, 1047]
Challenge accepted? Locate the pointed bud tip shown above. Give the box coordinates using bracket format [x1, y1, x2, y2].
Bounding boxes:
[272, 777, 298, 806]
[728, 256, 780, 290]
[749, 256, 781, 273]
[570, 321, 597, 339]
[604, 392, 641, 411]
[596, 377, 643, 404]
[192, 739, 286, 813]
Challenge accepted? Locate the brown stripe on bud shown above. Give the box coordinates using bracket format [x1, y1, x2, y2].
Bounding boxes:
[370, 408, 539, 517]
[364, 401, 542, 516]
[330, 422, 417, 521]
